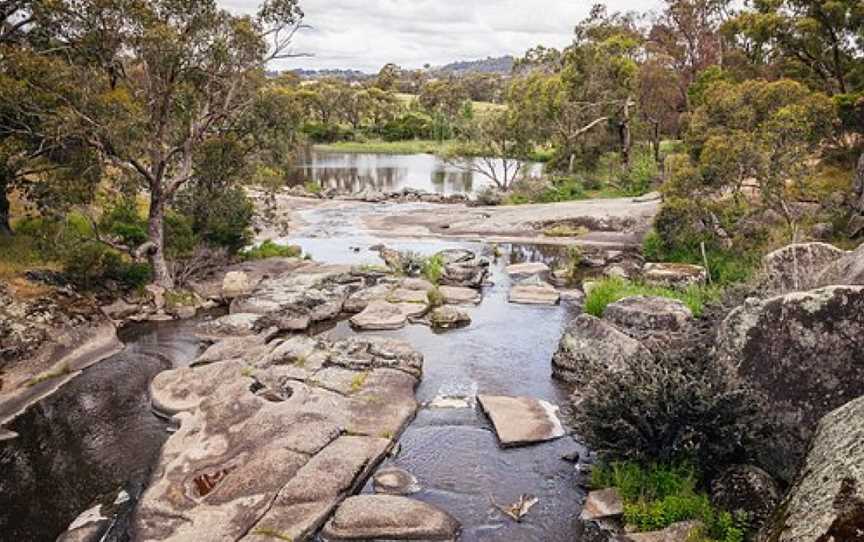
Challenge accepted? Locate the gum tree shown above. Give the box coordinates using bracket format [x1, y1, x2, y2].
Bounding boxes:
[41, 0, 305, 287]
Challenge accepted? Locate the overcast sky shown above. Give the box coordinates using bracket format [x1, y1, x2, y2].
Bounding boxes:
[218, 0, 664, 73]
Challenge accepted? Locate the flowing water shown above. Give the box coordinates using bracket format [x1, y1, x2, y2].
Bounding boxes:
[288, 149, 544, 195]
[0, 201, 586, 541]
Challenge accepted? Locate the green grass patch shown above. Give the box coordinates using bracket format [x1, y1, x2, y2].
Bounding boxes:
[642, 231, 758, 286]
[303, 181, 322, 194]
[584, 277, 720, 318]
[27, 363, 73, 387]
[0, 232, 56, 279]
[349, 371, 369, 393]
[421, 254, 445, 284]
[592, 462, 744, 542]
[314, 139, 453, 155]
[242, 240, 302, 261]
[427, 286, 445, 307]
[543, 225, 589, 238]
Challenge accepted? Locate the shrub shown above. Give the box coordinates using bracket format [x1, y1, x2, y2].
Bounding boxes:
[379, 112, 433, 141]
[583, 277, 720, 318]
[241, 240, 302, 261]
[572, 341, 763, 477]
[421, 254, 445, 284]
[174, 184, 253, 254]
[427, 286, 444, 307]
[592, 462, 745, 542]
[642, 228, 758, 286]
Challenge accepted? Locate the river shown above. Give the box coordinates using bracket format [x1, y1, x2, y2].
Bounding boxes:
[287, 148, 544, 195]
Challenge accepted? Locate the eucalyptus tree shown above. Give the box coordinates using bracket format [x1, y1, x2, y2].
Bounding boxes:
[35, 0, 305, 287]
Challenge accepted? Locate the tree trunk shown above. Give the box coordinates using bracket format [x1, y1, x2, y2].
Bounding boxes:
[854, 151, 864, 213]
[147, 186, 174, 289]
[0, 178, 11, 236]
[619, 97, 633, 168]
[652, 121, 661, 164]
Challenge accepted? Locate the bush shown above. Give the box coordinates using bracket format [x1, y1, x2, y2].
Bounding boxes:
[592, 462, 745, 542]
[174, 184, 253, 255]
[241, 240, 302, 260]
[301, 122, 354, 143]
[379, 112, 433, 141]
[421, 254, 445, 284]
[583, 277, 720, 318]
[572, 340, 763, 477]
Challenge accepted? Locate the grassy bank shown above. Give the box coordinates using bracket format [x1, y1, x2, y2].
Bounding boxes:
[314, 139, 454, 155]
[584, 277, 721, 318]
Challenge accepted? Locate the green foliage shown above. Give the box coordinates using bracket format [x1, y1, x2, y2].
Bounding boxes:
[241, 240, 302, 261]
[303, 181, 322, 194]
[421, 254, 445, 284]
[583, 277, 720, 318]
[175, 184, 254, 255]
[427, 286, 445, 307]
[99, 197, 147, 248]
[592, 462, 745, 542]
[380, 112, 434, 141]
[301, 122, 354, 143]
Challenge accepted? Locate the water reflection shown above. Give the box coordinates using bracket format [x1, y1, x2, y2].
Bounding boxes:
[288, 148, 541, 195]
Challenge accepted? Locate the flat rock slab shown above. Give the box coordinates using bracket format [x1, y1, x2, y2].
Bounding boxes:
[321, 495, 460, 541]
[508, 283, 560, 305]
[430, 306, 471, 330]
[643, 262, 707, 288]
[197, 313, 263, 338]
[505, 262, 550, 277]
[350, 300, 411, 330]
[477, 394, 565, 447]
[580, 488, 624, 521]
[438, 285, 481, 305]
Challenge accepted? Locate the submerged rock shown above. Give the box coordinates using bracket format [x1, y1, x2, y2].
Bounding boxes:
[716, 285, 864, 481]
[321, 495, 460, 541]
[551, 314, 652, 385]
[477, 394, 565, 447]
[505, 262, 550, 278]
[373, 467, 421, 495]
[765, 395, 864, 542]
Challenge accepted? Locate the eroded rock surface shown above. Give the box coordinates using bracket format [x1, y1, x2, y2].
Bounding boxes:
[602, 296, 692, 343]
[430, 306, 471, 330]
[508, 281, 560, 305]
[642, 263, 707, 288]
[762, 242, 848, 292]
[134, 334, 424, 542]
[230, 267, 357, 332]
[765, 395, 864, 542]
[552, 314, 652, 385]
[716, 285, 864, 481]
[321, 495, 460, 541]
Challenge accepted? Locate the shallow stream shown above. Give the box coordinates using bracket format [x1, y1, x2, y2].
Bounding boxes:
[0, 202, 585, 541]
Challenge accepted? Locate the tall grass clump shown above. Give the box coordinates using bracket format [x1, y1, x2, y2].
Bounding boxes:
[583, 277, 720, 318]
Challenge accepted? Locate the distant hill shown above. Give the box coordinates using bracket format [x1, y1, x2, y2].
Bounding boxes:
[434, 56, 514, 76]
[290, 68, 372, 81]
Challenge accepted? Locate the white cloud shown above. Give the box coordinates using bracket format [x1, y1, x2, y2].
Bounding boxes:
[219, 0, 664, 72]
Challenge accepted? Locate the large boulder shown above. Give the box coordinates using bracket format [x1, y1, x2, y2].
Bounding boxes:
[710, 465, 780, 533]
[321, 495, 460, 541]
[765, 395, 864, 542]
[716, 285, 864, 482]
[429, 306, 471, 330]
[602, 296, 693, 344]
[551, 314, 652, 386]
[815, 241, 864, 287]
[762, 242, 848, 292]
